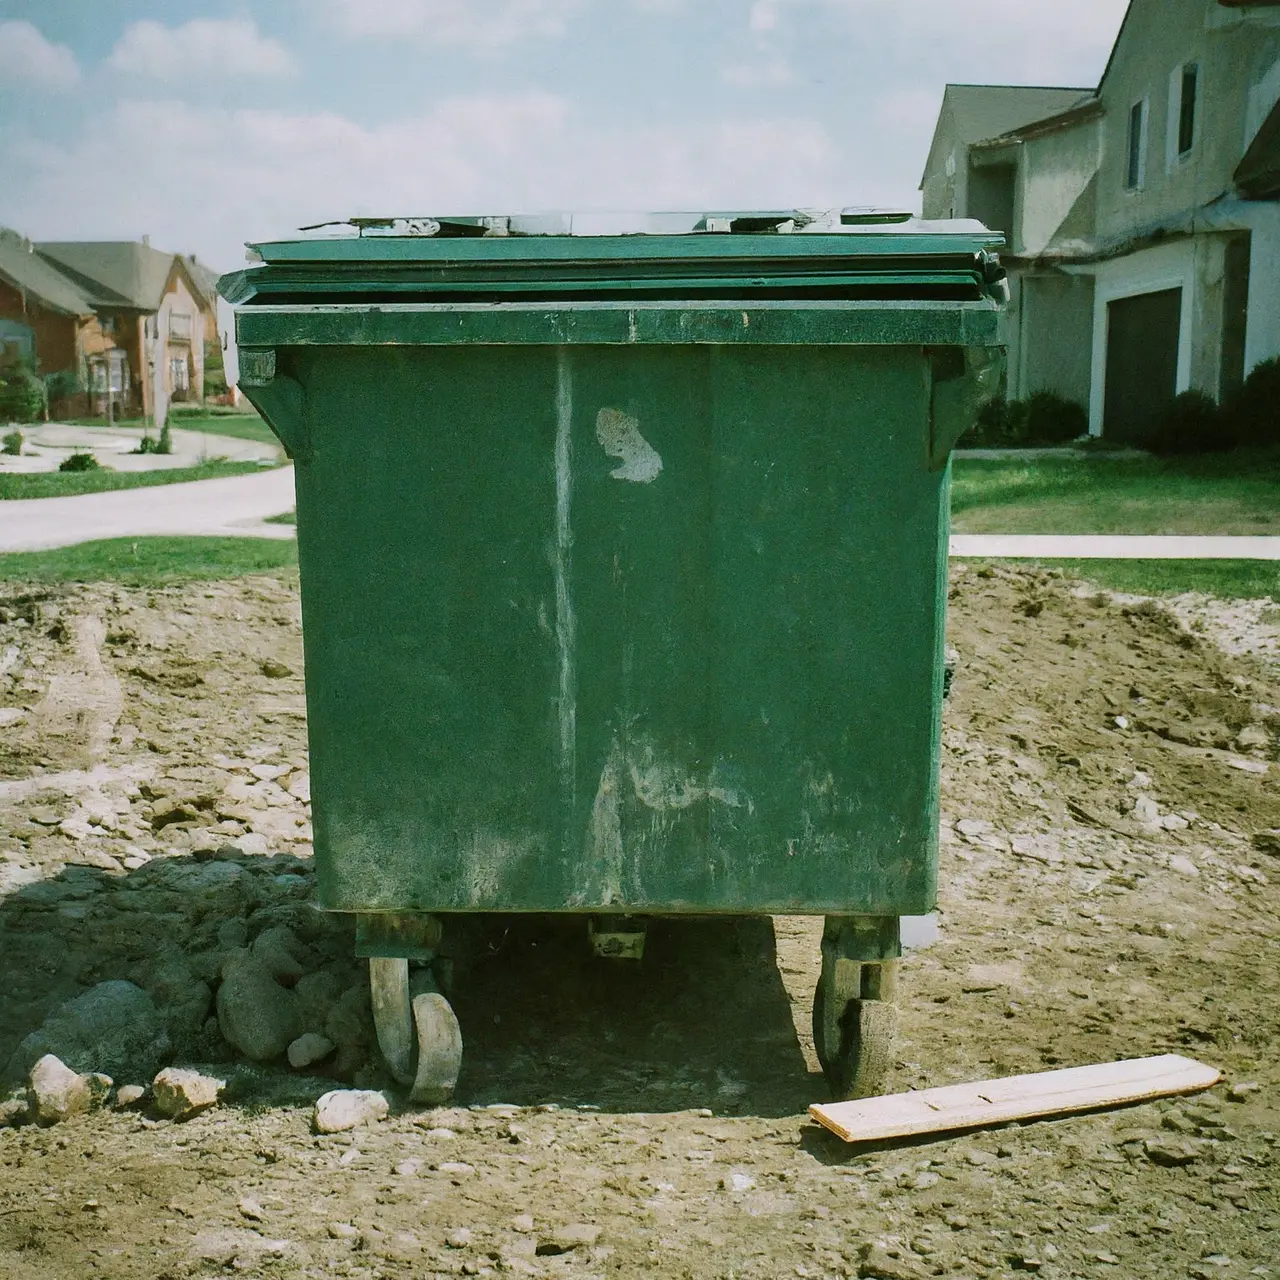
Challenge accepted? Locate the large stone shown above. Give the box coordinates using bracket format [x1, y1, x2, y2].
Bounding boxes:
[216, 952, 301, 1061]
[324, 984, 373, 1049]
[313, 1089, 389, 1134]
[152, 1067, 224, 1118]
[142, 958, 214, 1045]
[287, 1033, 335, 1070]
[5, 981, 171, 1083]
[29, 1055, 91, 1125]
[251, 925, 308, 986]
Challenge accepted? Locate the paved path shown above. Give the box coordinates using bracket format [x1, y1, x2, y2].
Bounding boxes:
[950, 534, 1280, 560]
[0, 466, 296, 553]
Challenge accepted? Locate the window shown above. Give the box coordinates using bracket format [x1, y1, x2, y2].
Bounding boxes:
[168, 310, 192, 340]
[169, 355, 190, 393]
[1126, 99, 1147, 189]
[1178, 63, 1198, 155]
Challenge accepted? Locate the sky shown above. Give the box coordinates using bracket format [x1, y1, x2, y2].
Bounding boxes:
[0, 0, 1131, 272]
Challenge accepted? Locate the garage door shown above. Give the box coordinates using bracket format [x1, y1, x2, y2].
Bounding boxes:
[1103, 287, 1181, 443]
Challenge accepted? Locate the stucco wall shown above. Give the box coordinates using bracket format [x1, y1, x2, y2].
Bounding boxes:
[1095, 0, 1280, 239]
[1016, 122, 1101, 256]
[1018, 272, 1095, 407]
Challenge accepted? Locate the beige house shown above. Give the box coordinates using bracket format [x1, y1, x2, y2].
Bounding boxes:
[921, 0, 1280, 441]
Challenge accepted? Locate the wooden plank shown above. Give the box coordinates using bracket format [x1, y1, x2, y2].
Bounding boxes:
[810, 1054, 1221, 1144]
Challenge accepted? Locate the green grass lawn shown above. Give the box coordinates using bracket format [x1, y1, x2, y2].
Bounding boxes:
[0, 459, 272, 500]
[63, 410, 279, 449]
[951, 448, 1280, 535]
[265, 510, 296, 525]
[957, 557, 1280, 600]
[0, 537, 298, 584]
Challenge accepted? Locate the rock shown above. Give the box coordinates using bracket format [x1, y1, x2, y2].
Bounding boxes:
[538, 1224, 601, 1254]
[261, 660, 293, 679]
[6, 980, 171, 1082]
[719, 1171, 756, 1192]
[857, 1243, 928, 1280]
[313, 1089, 389, 1134]
[142, 959, 213, 1044]
[86, 1073, 113, 1108]
[1237, 724, 1271, 753]
[1132, 796, 1161, 824]
[251, 925, 307, 986]
[1253, 830, 1280, 857]
[115, 1084, 146, 1108]
[325, 984, 373, 1049]
[439, 1161, 476, 1178]
[511, 1214, 535, 1233]
[238, 1197, 266, 1221]
[29, 1055, 91, 1124]
[216, 951, 301, 1061]
[328, 1222, 359, 1240]
[287, 1033, 335, 1070]
[446, 1228, 473, 1249]
[294, 970, 345, 1028]
[1144, 1138, 1199, 1167]
[1169, 855, 1200, 877]
[395, 1158, 424, 1176]
[152, 1067, 224, 1118]
[1227, 1081, 1261, 1102]
[238, 832, 270, 857]
[0, 1094, 30, 1127]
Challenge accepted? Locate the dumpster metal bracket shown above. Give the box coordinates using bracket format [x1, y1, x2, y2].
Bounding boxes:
[356, 911, 444, 961]
[237, 347, 310, 462]
[927, 344, 1005, 470]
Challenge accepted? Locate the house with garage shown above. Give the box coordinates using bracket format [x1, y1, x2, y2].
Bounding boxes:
[920, 0, 1280, 441]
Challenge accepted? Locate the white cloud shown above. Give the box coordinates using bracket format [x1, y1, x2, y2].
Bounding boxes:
[320, 0, 582, 47]
[108, 19, 296, 81]
[0, 95, 840, 270]
[0, 21, 80, 91]
[749, 2, 780, 33]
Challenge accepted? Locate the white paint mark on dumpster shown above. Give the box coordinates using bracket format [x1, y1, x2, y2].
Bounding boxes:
[555, 350, 576, 805]
[584, 743, 625, 906]
[595, 408, 662, 484]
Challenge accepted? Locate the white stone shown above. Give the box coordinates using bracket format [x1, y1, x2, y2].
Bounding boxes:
[1169, 855, 1200, 877]
[313, 1089, 389, 1134]
[29, 1055, 90, 1124]
[287, 1032, 335, 1069]
[152, 1067, 224, 1118]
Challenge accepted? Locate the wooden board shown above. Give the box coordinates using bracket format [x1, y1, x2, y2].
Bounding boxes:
[810, 1054, 1221, 1144]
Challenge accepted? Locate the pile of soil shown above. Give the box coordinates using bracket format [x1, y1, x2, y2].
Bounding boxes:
[0, 565, 1277, 1280]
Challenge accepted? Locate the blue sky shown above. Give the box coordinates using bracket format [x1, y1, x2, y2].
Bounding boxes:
[0, 0, 1130, 271]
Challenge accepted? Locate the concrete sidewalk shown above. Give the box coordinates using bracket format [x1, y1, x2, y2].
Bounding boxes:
[950, 534, 1280, 560]
[0, 466, 296, 553]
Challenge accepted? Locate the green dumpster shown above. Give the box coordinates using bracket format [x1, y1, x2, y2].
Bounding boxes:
[219, 209, 1007, 1102]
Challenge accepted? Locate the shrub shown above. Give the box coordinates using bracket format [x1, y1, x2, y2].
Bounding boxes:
[157, 424, 173, 455]
[2, 429, 22, 456]
[42, 368, 82, 402]
[59, 452, 100, 472]
[0, 368, 46, 424]
[1141, 390, 1234, 456]
[964, 392, 1088, 447]
[1228, 357, 1280, 448]
[1023, 391, 1088, 444]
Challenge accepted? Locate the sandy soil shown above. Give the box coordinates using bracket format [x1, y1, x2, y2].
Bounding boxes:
[0, 565, 1278, 1280]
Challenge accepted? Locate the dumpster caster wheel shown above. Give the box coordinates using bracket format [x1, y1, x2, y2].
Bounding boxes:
[812, 959, 898, 1101]
[369, 957, 463, 1105]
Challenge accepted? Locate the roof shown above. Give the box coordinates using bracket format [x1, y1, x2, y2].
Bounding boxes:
[35, 240, 180, 311]
[1236, 96, 1280, 198]
[183, 255, 219, 310]
[972, 97, 1106, 150]
[0, 229, 94, 316]
[920, 84, 1094, 188]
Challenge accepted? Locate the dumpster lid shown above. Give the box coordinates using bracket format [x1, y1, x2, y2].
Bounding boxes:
[221, 209, 1008, 308]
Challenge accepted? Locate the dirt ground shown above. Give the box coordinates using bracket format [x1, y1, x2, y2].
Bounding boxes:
[0, 565, 1278, 1280]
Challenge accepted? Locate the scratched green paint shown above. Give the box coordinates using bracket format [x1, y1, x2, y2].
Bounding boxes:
[224, 232, 1004, 917]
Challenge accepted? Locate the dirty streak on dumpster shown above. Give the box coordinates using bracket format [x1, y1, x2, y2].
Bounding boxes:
[554, 348, 577, 820]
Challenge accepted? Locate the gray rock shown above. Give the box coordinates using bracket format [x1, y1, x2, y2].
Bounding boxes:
[538, 1224, 601, 1254]
[446, 1227, 473, 1249]
[313, 1088, 389, 1134]
[856, 1243, 929, 1280]
[0, 1093, 29, 1127]
[216, 951, 301, 1061]
[191, 1229, 297, 1266]
[115, 1084, 146, 1108]
[294, 969, 345, 1029]
[251, 925, 307, 986]
[1228, 1081, 1261, 1102]
[5, 980, 171, 1082]
[324, 984, 373, 1049]
[143, 959, 213, 1044]
[1144, 1138, 1199, 1167]
[287, 1033, 334, 1070]
[152, 1067, 224, 1118]
[30, 1055, 90, 1124]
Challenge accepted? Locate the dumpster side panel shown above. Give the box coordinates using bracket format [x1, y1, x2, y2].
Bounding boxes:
[291, 346, 567, 911]
[567, 345, 941, 916]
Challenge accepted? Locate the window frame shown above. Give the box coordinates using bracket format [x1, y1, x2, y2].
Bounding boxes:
[1125, 97, 1148, 191]
[1177, 62, 1198, 157]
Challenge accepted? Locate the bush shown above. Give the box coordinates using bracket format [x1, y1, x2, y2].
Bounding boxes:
[964, 391, 1088, 447]
[1141, 390, 1234, 456]
[1228, 357, 1280, 448]
[157, 424, 172, 455]
[2, 430, 22, 457]
[42, 368, 82, 402]
[0, 368, 46, 424]
[1023, 391, 1088, 444]
[59, 452, 100, 472]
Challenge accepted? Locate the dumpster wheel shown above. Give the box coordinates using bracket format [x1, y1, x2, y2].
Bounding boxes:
[369, 957, 463, 1104]
[812, 957, 898, 1101]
